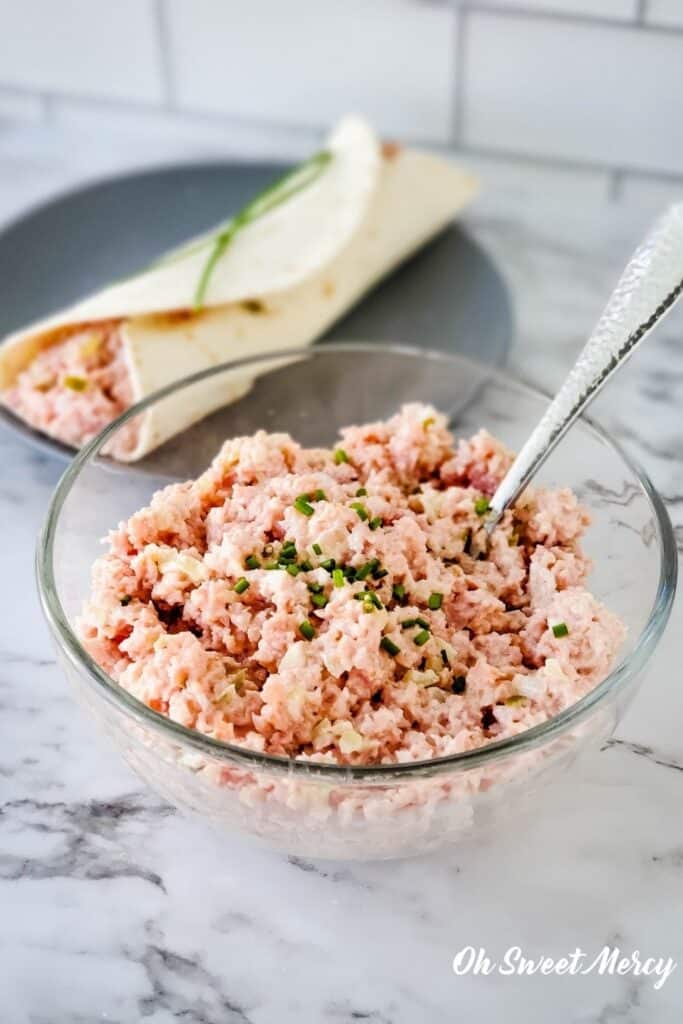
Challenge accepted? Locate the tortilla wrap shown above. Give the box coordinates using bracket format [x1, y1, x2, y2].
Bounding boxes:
[0, 115, 478, 460]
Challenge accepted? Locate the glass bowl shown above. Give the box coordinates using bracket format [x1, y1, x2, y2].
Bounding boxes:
[37, 344, 677, 860]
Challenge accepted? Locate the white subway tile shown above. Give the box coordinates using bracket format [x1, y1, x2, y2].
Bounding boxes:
[0, 90, 45, 123]
[468, 0, 638, 20]
[620, 174, 683, 215]
[645, 0, 683, 28]
[464, 13, 683, 175]
[0, 0, 164, 103]
[166, 0, 456, 141]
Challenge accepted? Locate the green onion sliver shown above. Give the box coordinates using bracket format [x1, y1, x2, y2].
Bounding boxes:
[552, 622, 569, 638]
[413, 630, 430, 647]
[428, 592, 443, 611]
[234, 577, 250, 595]
[299, 620, 316, 640]
[380, 636, 400, 656]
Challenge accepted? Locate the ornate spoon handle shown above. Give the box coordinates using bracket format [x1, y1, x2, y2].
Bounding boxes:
[488, 203, 683, 530]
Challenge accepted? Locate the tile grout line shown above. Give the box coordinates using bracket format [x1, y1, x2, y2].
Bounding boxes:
[465, 2, 683, 34]
[154, 0, 176, 110]
[608, 168, 625, 203]
[451, 0, 467, 144]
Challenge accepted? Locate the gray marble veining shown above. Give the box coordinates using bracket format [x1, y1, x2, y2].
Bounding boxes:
[1, 130, 682, 1024]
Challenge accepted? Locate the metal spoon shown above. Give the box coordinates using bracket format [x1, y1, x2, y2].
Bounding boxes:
[487, 203, 683, 533]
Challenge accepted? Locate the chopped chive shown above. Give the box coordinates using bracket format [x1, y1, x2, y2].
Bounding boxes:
[415, 617, 430, 630]
[392, 583, 406, 603]
[474, 496, 491, 516]
[342, 565, 357, 581]
[422, 416, 435, 429]
[281, 541, 297, 558]
[369, 516, 382, 531]
[355, 560, 377, 581]
[234, 577, 250, 595]
[428, 592, 443, 611]
[372, 567, 388, 580]
[308, 582, 324, 594]
[294, 495, 315, 517]
[299, 620, 316, 640]
[311, 592, 328, 609]
[334, 448, 349, 464]
[552, 622, 569, 638]
[63, 374, 88, 392]
[120, 595, 132, 606]
[314, 488, 327, 501]
[333, 568, 344, 588]
[312, 543, 323, 556]
[401, 619, 416, 629]
[286, 563, 300, 577]
[362, 599, 375, 613]
[440, 648, 450, 667]
[380, 636, 401, 656]
[299, 559, 313, 572]
[320, 558, 336, 572]
[264, 561, 279, 570]
[451, 675, 467, 694]
[244, 554, 260, 570]
[350, 502, 368, 522]
[355, 487, 367, 497]
[414, 630, 430, 647]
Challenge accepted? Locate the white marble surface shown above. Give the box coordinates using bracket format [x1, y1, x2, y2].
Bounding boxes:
[1, 128, 683, 1024]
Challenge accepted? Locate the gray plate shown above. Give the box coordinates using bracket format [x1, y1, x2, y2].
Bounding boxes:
[0, 161, 513, 459]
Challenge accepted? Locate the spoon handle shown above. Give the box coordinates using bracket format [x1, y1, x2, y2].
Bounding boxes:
[488, 203, 683, 527]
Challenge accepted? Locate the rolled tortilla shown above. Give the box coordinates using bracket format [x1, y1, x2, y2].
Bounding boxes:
[0, 115, 478, 460]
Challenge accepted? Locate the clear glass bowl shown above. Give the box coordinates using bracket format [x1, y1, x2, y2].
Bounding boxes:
[37, 344, 677, 860]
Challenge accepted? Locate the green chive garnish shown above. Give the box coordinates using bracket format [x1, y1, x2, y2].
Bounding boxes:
[401, 619, 416, 629]
[311, 592, 328, 609]
[244, 554, 260, 570]
[334, 448, 349, 464]
[320, 558, 336, 572]
[314, 488, 327, 501]
[342, 565, 357, 581]
[63, 374, 88, 392]
[428, 592, 443, 611]
[332, 568, 344, 588]
[356, 487, 367, 497]
[356, 559, 378, 581]
[392, 583, 406, 603]
[189, 149, 332, 310]
[308, 582, 323, 594]
[286, 564, 300, 577]
[552, 622, 569, 638]
[299, 560, 313, 572]
[120, 595, 132, 606]
[281, 541, 297, 558]
[234, 577, 250, 594]
[350, 502, 368, 522]
[312, 543, 322, 556]
[299, 620, 316, 640]
[414, 630, 430, 647]
[474, 496, 491, 516]
[264, 561, 279, 570]
[380, 636, 400, 656]
[369, 516, 382, 531]
[294, 495, 315, 517]
[372, 567, 388, 580]
[415, 617, 430, 630]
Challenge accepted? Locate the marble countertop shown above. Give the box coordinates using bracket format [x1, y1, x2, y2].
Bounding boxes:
[2, 127, 683, 1024]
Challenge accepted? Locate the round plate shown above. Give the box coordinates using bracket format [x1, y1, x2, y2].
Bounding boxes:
[0, 162, 513, 459]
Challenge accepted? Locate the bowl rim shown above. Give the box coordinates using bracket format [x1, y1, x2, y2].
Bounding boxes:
[36, 341, 678, 782]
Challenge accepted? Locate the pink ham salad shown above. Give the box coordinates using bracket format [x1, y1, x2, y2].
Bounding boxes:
[2, 323, 137, 457]
[78, 404, 625, 766]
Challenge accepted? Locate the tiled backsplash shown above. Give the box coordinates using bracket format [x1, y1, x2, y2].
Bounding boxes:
[0, 0, 682, 187]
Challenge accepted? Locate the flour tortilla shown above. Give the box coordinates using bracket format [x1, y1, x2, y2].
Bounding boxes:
[0, 115, 478, 460]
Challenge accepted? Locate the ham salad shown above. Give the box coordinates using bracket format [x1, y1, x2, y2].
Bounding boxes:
[78, 404, 625, 766]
